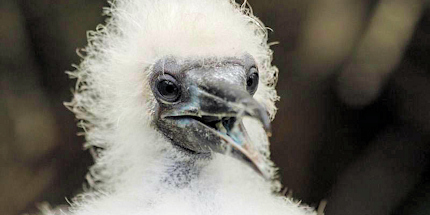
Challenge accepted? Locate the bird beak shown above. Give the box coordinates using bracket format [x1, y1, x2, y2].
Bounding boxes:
[158, 73, 273, 180]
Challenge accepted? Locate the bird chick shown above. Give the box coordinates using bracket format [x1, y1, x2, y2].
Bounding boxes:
[49, 0, 317, 214]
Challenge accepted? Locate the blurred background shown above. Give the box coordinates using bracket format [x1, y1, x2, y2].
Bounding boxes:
[1, 0, 429, 214]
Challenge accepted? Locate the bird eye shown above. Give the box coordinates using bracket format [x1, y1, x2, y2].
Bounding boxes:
[246, 68, 259, 95]
[156, 75, 181, 102]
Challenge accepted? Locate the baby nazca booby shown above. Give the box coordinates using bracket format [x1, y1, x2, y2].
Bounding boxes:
[47, 0, 317, 214]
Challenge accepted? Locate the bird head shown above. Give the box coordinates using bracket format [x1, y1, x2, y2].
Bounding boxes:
[150, 54, 272, 179]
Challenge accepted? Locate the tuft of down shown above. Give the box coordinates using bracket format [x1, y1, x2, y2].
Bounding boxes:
[48, 0, 318, 214]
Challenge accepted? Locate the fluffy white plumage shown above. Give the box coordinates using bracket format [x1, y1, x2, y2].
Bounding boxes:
[51, 0, 317, 214]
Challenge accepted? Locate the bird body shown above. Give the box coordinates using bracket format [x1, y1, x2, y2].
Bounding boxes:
[53, 0, 316, 214]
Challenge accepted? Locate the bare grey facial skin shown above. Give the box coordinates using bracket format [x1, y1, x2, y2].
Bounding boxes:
[150, 54, 272, 179]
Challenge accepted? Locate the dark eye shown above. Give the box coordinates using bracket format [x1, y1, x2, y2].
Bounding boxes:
[156, 75, 181, 102]
[246, 68, 259, 95]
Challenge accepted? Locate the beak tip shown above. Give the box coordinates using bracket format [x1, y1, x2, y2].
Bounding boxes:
[264, 123, 272, 137]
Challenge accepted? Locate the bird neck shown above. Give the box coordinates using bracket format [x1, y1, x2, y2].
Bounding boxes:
[161, 150, 211, 188]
